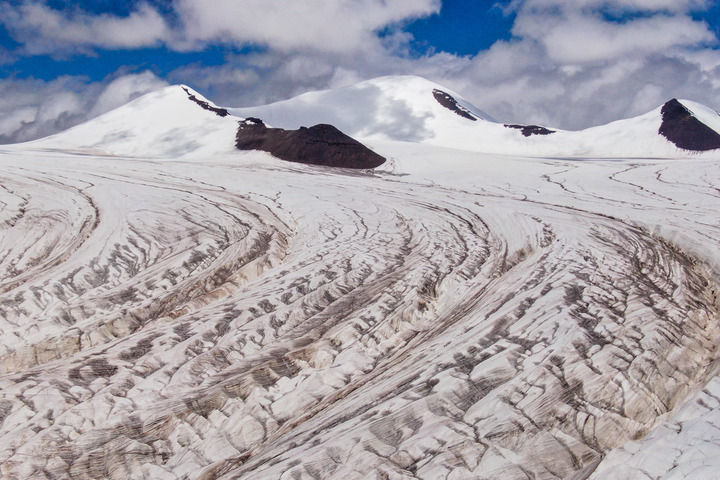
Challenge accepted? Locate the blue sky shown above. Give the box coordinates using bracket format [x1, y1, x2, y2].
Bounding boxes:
[0, 1, 516, 81]
[1, 0, 720, 143]
[405, 1, 516, 55]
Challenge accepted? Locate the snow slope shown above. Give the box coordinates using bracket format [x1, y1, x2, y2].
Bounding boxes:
[23, 85, 239, 158]
[682, 98, 720, 133]
[231, 75, 494, 143]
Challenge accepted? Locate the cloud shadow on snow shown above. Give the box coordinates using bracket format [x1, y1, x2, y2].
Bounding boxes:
[234, 84, 433, 143]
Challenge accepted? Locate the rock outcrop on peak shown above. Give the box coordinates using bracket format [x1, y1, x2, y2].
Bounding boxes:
[659, 98, 720, 151]
[504, 124, 556, 137]
[235, 118, 386, 169]
[432, 89, 478, 121]
[182, 86, 230, 117]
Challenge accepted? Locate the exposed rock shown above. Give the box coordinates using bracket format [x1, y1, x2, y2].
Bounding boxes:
[235, 118, 386, 169]
[432, 89, 478, 121]
[182, 87, 230, 118]
[659, 98, 720, 151]
[504, 124, 556, 137]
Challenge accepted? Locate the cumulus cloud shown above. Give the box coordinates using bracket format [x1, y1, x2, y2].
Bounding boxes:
[510, 0, 710, 13]
[0, 2, 171, 55]
[0, 72, 167, 143]
[514, 13, 714, 63]
[89, 72, 169, 116]
[173, 0, 440, 53]
[0, 0, 440, 56]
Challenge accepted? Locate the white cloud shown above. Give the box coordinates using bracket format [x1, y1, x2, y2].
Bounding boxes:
[630, 83, 664, 113]
[512, 10, 715, 64]
[512, 0, 710, 13]
[172, 0, 440, 53]
[0, 107, 35, 139]
[0, 0, 440, 56]
[35, 91, 83, 123]
[90, 72, 169, 116]
[0, 2, 170, 54]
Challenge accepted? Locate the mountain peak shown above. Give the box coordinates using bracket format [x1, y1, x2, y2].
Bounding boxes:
[229, 77, 720, 157]
[26, 83, 239, 158]
[229, 75, 493, 142]
[180, 85, 229, 117]
[14, 76, 720, 160]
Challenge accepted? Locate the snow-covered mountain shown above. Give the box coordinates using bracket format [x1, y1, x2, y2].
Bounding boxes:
[231, 75, 494, 144]
[234, 75, 720, 158]
[25, 85, 239, 158]
[1, 76, 720, 480]
[13, 74, 720, 160]
[19, 83, 387, 168]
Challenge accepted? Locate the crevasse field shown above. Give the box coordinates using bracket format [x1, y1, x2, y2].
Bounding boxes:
[1, 77, 719, 479]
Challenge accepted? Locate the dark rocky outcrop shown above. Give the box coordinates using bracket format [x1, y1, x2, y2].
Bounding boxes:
[432, 89, 477, 121]
[504, 124, 556, 137]
[235, 118, 386, 169]
[659, 99, 720, 151]
[182, 87, 230, 117]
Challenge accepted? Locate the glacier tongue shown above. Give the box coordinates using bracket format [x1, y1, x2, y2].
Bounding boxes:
[0, 141, 719, 479]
